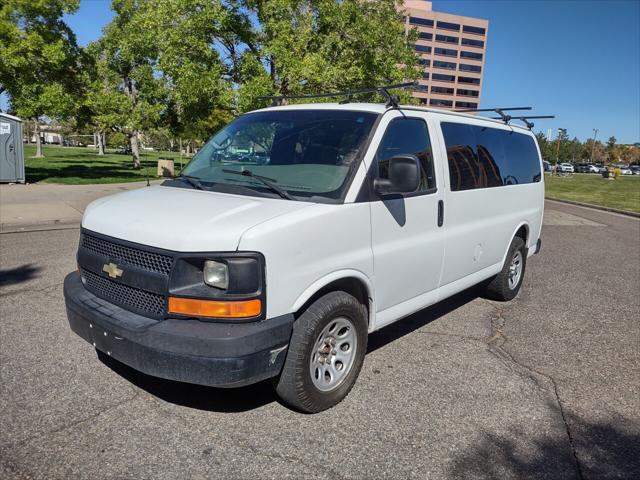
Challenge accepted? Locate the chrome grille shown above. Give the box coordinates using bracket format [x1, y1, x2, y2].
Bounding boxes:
[81, 268, 165, 317]
[81, 233, 173, 275]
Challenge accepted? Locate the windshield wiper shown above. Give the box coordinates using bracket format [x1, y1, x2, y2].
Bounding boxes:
[222, 169, 294, 200]
[175, 174, 206, 191]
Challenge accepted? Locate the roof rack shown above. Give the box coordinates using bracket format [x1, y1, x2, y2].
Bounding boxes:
[490, 115, 556, 129]
[455, 106, 555, 129]
[454, 107, 532, 123]
[258, 82, 418, 108]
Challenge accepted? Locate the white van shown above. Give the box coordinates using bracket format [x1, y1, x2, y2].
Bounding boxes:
[64, 102, 544, 413]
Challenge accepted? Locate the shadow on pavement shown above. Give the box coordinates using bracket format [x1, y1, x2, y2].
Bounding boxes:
[450, 407, 640, 480]
[0, 264, 42, 287]
[367, 284, 485, 354]
[97, 351, 277, 413]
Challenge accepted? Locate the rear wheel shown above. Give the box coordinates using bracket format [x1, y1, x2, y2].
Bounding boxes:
[274, 291, 367, 413]
[484, 236, 527, 301]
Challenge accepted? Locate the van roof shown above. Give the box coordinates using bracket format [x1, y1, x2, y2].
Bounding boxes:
[252, 102, 532, 133]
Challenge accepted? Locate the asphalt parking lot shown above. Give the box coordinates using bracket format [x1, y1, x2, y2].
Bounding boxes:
[1, 200, 638, 480]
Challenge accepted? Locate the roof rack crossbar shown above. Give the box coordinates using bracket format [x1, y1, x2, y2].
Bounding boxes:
[490, 115, 556, 129]
[454, 106, 532, 123]
[258, 82, 417, 108]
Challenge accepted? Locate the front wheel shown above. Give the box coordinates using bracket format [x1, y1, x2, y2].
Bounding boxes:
[274, 291, 368, 413]
[484, 236, 527, 301]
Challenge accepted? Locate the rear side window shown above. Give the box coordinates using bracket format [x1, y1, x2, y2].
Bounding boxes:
[376, 118, 436, 192]
[441, 122, 541, 191]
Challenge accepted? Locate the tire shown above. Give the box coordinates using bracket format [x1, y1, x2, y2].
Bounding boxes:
[274, 291, 368, 413]
[484, 236, 527, 301]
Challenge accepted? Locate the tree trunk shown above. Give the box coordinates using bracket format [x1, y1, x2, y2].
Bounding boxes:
[102, 132, 107, 151]
[130, 132, 140, 168]
[25, 121, 31, 144]
[34, 121, 44, 158]
[97, 130, 105, 155]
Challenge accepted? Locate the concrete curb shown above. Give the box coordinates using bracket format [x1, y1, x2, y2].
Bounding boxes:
[0, 220, 80, 234]
[545, 197, 640, 219]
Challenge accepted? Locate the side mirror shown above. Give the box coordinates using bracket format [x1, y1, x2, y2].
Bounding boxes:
[374, 154, 421, 196]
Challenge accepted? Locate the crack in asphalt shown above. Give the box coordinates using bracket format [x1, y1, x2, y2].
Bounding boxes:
[7, 390, 140, 450]
[0, 281, 64, 299]
[483, 300, 585, 480]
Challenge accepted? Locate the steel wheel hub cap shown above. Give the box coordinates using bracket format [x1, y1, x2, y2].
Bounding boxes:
[310, 317, 357, 392]
[508, 250, 523, 290]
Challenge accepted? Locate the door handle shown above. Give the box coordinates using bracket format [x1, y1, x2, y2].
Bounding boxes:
[8, 144, 14, 152]
[437, 200, 444, 227]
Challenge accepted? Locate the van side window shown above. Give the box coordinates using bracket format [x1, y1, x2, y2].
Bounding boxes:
[441, 122, 541, 191]
[376, 118, 436, 192]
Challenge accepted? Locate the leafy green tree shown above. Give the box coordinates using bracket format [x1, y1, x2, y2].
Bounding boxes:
[139, 0, 235, 146]
[606, 136, 620, 163]
[235, 0, 420, 111]
[98, 0, 167, 167]
[0, 0, 82, 157]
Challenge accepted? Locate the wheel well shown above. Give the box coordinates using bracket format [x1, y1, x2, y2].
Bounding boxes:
[514, 225, 529, 245]
[295, 277, 370, 322]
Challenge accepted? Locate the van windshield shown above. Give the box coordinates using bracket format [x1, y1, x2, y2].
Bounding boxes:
[179, 110, 378, 201]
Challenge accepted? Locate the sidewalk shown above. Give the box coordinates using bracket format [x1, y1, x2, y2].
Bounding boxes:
[0, 181, 162, 233]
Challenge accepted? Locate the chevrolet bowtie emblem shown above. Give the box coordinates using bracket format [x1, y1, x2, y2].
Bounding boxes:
[102, 262, 123, 279]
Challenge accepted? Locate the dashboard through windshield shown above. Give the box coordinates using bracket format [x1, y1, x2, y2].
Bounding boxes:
[178, 110, 378, 201]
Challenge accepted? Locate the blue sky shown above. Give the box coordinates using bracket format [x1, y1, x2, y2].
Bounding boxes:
[2, 0, 639, 143]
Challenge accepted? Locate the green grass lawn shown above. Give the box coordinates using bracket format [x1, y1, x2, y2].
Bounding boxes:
[23, 145, 190, 184]
[545, 173, 640, 213]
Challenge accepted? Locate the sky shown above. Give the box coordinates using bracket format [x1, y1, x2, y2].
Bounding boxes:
[2, 0, 639, 143]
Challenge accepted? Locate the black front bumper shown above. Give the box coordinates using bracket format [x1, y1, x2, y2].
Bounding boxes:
[64, 272, 293, 387]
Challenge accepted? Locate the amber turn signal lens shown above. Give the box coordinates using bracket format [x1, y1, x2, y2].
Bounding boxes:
[167, 297, 262, 318]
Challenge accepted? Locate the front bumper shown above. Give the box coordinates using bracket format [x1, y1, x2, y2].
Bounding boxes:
[64, 272, 293, 387]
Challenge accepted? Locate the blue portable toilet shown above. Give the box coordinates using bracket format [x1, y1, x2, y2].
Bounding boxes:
[0, 113, 25, 183]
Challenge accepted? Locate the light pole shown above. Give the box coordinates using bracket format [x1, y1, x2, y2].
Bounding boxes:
[555, 128, 565, 172]
[589, 128, 599, 164]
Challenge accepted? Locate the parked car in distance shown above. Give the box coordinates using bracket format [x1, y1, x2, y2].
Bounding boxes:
[557, 162, 574, 173]
[618, 166, 633, 175]
[588, 164, 600, 173]
[630, 166, 640, 175]
[543, 160, 552, 172]
[64, 101, 545, 413]
[574, 163, 591, 173]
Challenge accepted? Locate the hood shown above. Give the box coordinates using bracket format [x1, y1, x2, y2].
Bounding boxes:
[82, 185, 312, 251]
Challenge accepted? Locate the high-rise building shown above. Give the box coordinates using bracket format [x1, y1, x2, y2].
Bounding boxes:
[401, 1, 488, 110]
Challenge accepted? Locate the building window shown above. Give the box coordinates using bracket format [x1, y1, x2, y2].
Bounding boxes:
[455, 101, 478, 109]
[421, 72, 430, 79]
[432, 73, 455, 82]
[434, 47, 457, 57]
[437, 21, 460, 31]
[463, 25, 486, 35]
[458, 76, 481, 85]
[418, 59, 430, 66]
[415, 45, 432, 54]
[431, 86, 455, 95]
[431, 99, 454, 107]
[409, 17, 434, 27]
[419, 98, 428, 105]
[457, 88, 479, 97]
[461, 38, 484, 48]
[460, 51, 483, 60]
[433, 60, 457, 70]
[435, 34, 459, 44]
[414, 84, 429, 92]
[419, 32, 433, 40]
[459, 63, 482, 73]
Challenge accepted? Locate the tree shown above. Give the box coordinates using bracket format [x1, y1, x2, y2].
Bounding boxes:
[606, 136, 620, 163]
[97, 0, 166, 168]
[0, 0, 82, 157]
[234, 0, 420, 111]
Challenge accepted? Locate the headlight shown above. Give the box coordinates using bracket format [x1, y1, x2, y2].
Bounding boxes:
[203, 260, 229, 289]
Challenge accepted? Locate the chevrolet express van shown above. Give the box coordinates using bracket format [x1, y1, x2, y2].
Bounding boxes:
[64, 102, 543, 413]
